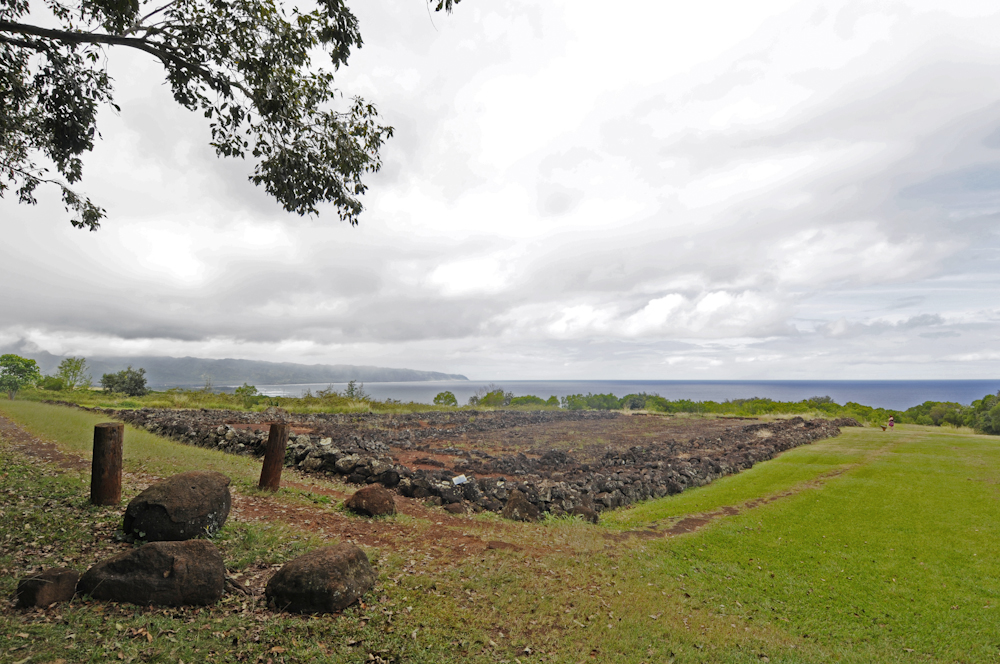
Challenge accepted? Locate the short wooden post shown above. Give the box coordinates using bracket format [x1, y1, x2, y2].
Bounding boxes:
[258, 423, 289, 491]
[91, 423, 123, 505]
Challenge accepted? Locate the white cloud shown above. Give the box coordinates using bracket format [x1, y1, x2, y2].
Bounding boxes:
[4, 0, 1000, 379]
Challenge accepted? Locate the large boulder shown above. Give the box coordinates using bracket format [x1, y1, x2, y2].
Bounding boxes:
[501, 489, 541, 522]
[265, 543, 375, 614]
[123, 471, 231, 541]
[15, 568, 79, 608]
[344, 485, 397, 517]
[78, 540, 225, 606]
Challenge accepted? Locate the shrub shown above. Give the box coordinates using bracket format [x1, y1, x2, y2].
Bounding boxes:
[100, 366, 149, 396]
[39, 376, 67, 391]
[468, 384, 511, 407]
[343, 380, 368, 400]
[234, 383, 260, 408]
[562, 393, 622, 410]
[510, 395, 545, 406]
[433, 391, 458, 406]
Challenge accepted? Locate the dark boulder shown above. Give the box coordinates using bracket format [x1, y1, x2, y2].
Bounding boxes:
[78, 540, 225, 606]
[344, 485, 397, 517]
[501, 489, 541, 522]
[123, 471, 231, 541]
[15, 568, 79, 608]
[265, 544, 375, 613]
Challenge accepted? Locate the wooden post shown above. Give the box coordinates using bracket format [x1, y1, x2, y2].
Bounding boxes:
[91, 423, 123, 505]
[258, 423, 289, 491]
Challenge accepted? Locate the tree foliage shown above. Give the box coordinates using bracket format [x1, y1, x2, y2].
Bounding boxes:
[100, 365, 148, 396]
[233, 382, 259, 407]
[56, 356, 91, 389]
[433, 390, 457, 406]
[0, 353, 42, 399]
[0, 0, 459, 229]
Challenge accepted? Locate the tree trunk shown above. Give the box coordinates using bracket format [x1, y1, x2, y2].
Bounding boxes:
[258, 423, 289, 491]
[91, 423, 123, 505]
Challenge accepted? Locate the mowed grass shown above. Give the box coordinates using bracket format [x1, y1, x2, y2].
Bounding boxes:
[2, 400, 1000, 662]
[0, 400, 267, 489]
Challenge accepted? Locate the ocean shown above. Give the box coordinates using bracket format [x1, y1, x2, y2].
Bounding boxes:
[240, 379, 1000, 411]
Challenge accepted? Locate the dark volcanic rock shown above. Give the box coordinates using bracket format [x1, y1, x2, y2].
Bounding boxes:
[79, 404, 855, 521]
[123, 471, 231, 541]
[501, 489, 540, 522]
[15, 568, 79, 608]
[265, 544, 375, 614]
[78, 540, 224, 606]
[344, 485, 397, 517]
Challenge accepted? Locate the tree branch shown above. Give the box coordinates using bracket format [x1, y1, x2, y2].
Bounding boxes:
[0, 20, 246, 95]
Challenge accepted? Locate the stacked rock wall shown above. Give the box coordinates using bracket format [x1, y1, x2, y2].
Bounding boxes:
[74, 404, 857, 515]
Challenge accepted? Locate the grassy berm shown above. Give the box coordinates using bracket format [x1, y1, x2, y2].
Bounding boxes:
[2, 401, 999, 663]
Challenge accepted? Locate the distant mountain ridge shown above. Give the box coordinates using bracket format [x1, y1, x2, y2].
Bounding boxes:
[2, 346, 467, 387]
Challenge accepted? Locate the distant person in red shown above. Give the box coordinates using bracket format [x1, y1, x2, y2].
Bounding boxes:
[888, 416, 894, 431]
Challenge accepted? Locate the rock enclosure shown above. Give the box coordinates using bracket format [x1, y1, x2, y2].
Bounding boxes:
[86, 405, 858, 516]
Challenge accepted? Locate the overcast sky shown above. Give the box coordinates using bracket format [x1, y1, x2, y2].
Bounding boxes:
[4, 0, 1000, 380]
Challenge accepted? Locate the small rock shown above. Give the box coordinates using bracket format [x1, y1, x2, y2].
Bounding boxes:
[344, 484, 397, 517]
[78, 540, 225, 606]
[15, 568, 79, 608]
[443, 502, 466, 515]
[123, 471, 232, 541]
[569, 505, 599, 524]
[501, 489, 541, 522]
[265, 544, 375, 613]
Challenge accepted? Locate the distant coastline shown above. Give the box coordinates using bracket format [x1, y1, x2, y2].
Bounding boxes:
[248, 379, 1000, 411]
[3, 347, 468, 387]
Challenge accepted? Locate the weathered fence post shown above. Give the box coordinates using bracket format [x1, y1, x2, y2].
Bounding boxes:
[91, 423, 123, 505]
[258, 423, 289, 491]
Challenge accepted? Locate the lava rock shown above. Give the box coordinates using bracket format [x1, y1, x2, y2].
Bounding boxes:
[344, 485, 397, 517]
[15, 568, 79, 608]
[265, 544, 375, 613]
[78, 540, 225, 606]
[501, 489, 541, 522]
[123, 471, 232, 541]
[443, 502, 466, 515]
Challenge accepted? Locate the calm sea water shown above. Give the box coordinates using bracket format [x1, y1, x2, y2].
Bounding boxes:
[238, 380, 1000, 411]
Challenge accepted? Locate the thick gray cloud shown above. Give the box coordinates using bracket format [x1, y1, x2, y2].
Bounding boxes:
[4, 0, 1000, 379]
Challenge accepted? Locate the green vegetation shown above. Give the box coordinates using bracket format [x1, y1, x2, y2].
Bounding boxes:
[0, 400, 267, 485]
[56, 356, 93, 390]
[100, 365, 150, 397]
[0, 0, 463, 228]
[13, 361, 1000, 438]
[433, 390, 458, 406]
[0, 353, 42, 400]
[467, 386, 512, 407]
[4, 402, 1000, 661]
[233, 383, 261, 408]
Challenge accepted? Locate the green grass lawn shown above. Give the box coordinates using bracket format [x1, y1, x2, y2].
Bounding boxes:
[2, 401, 999, 663]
